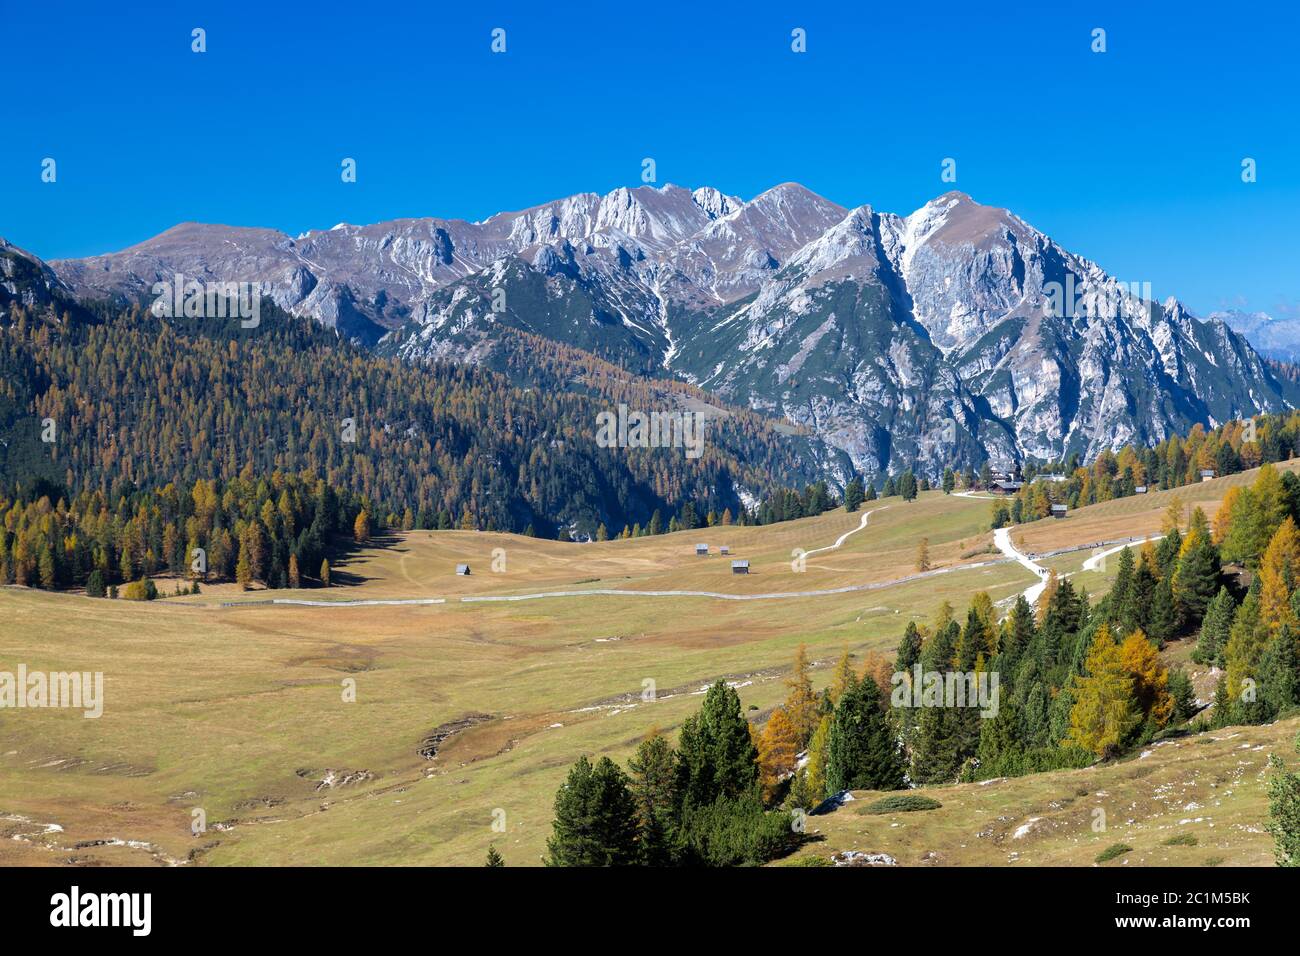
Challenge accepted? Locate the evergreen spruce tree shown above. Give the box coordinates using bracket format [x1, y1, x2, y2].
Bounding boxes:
[85, 568, 106, 598]
[1154, 528, 1182, 579]
[1107, 547, 1135, 628]
[908, 616, 966, 782]
[545, 756, 639, 866]
[911, 699, 963, 785]
[976, 697, 1024, 777]
[1001, 595, 1036, 676]
[1173, 529, 1221, 624]
[1197, 587, 1236, 665]
[824, 677, 906, 794]
[1123, 559, 1158, 638]
[1225, 583, 1269, 724]
[1266, 733, 1300, 867]
[899, 470, 919, 502]
[1211, 673, 1234, 728]
[675, 681, 760, 809]
[956, 607, 987, 671]
[1036, 576, 1085, 670]
[921, 618, 960, 672]
[843, 476, 865, 513]
[627, 730, 680, 865]
[485, 845, 504, 867]
[1167, 668, 1196, 723]
[896, 621, 923, 674]
[1147, 576, 1179, 648]
[1259, 624, 1300, 719]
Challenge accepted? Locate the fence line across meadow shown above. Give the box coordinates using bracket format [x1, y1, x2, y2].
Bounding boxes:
[1026, 534, 1158, 561]
[226, 556, 1019, 607]
[218, 597, 447, 608]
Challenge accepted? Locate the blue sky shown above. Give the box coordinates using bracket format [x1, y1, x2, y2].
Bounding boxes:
[4, 0, 1297, 317]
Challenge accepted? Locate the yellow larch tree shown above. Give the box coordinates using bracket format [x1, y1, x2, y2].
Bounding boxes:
[783, 644, 819, 745]
[1119, 628, 1174, 727]
[829, 649, 856, 705]
[1064, 624, 1140, 757]
[757, 706, 800, 804]
[1258, 517, 1300, 634]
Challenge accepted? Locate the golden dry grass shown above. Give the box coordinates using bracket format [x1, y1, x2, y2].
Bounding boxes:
[787, 718, 1298, 867]
[0, 479, 1291, 867]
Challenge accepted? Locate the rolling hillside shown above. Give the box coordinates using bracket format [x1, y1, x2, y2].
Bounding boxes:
[2, 484, 1294, 867]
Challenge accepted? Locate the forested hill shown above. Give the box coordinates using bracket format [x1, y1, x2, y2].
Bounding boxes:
[0, 300, 831, 539]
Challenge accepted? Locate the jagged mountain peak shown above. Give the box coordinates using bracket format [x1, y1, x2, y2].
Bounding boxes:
[782, 204, 884, 282]
[35, 182, 1296, 479]
[904, 191, 1030, 250]
[742, 182, 847, 224]
[690, 185, 743, 218]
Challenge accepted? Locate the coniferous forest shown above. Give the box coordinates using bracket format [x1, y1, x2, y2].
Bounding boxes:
[0, 297, 844, 593]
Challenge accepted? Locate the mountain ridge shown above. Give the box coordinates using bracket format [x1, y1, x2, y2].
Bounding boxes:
[32, 183, 1300, 479]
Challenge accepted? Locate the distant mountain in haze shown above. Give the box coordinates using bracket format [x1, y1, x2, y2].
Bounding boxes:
[1211, 309, 1300, 363]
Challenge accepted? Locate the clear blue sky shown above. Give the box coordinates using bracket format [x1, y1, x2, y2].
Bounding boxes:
[4, 0, 1297, 317]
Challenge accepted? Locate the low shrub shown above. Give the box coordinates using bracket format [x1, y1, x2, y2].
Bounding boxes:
[120, 577, 158, 601]
[1096, 843, 1133, 863]
[857, 795, 943, 815]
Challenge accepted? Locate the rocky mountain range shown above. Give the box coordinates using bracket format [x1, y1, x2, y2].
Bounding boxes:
[20, 184, 1299, 482]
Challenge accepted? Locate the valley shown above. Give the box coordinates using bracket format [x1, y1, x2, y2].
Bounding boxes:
[3, 467, 1294, 867]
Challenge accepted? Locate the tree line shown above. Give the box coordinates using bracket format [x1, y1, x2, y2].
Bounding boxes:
[989, 412, 1300, 528]
[0, 301, 834, 544]
[0, 467, 366, 595]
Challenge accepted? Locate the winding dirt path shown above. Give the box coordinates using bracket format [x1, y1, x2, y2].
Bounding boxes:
[992, 527, 1051, 606]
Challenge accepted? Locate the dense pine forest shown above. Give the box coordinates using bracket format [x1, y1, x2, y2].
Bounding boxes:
[0, 298, 833, 554]
[0, 470, 365, 594]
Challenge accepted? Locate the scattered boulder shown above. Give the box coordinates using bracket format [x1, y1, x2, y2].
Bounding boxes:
[832, 850, 897, 867]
